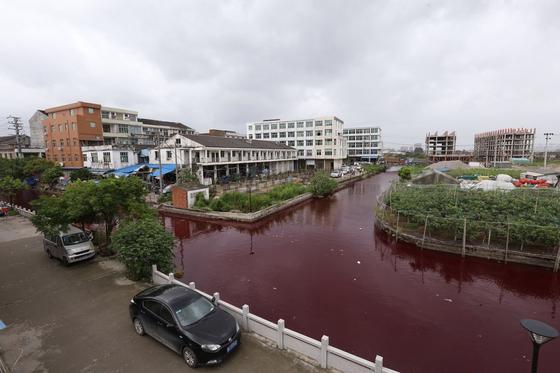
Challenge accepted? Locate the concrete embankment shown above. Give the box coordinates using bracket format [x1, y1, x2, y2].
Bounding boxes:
[160, 172, 376, 223]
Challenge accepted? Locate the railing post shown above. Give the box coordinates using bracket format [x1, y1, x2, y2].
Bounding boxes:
[421, 215, 429, 249]
[213, 292, 220, 304]
[242, 304, 250, 331]
[462, 218, 467, 257]
[277, 319, 285, 349]
[374, 355, 383, 373]
[320, 335, 329, 369]
[505, 221, 510, 263]
[168, 272, 175, 284]
[188, 281, 196, 290]
[151, 264, 157, 283]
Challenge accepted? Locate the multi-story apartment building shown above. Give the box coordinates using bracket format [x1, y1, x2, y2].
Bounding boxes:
[149, 133, 296, 183]
[82, 145, 140, 170]
[28, 110, 48, 148]
[0, 135, 45, 159]
[246, 116, 346, 170]
[43, 102, 104, 167]
[474, 128, 536, 165]
[41, 101, 195, 168]
[343, 127, 382, 163]
[425, 131, 456, 161]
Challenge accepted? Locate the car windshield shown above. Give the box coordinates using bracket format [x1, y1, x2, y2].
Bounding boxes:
[62, 232, 89, 246]
[174, 297, 215, 327]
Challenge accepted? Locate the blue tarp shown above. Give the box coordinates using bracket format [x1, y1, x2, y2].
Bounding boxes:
[149, 164, 176, 178]
[112, 163, 150, 177]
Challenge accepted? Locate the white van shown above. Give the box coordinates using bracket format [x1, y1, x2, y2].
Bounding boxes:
[43, 226, 96, 265]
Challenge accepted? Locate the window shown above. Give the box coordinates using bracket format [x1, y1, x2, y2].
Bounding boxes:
[306, 130, 313, 137]
[175, 138, 181, 145]
[248, 134, 253, 139]
[271, 132, 278, 138]
[297, 149, 304, 156]
[255, 124, 261, 131]
[51, 125, 55, 132]
[271, 123, 278, 130]
[52, 112, 56, 119]
[288, 122, 295, 129]
[316, 130, 322, 136]
[315, 120, 323, 126]
[306, 140, 313, 146]
[316, 140, 323, 146]
[263, 124, 269, 130]
[297, 140, 304, 146]
[325, 129, 332, 136]
[305, 121, 313, 127]
[89, 122, 96, 128]
[101, 111, 109, 119]
[296, 131, 304, 137]
[325, 149, 333, 156]
[120, 152, 129, 163]
[279, 123, 286, 129]
[297, 122, 304, 128]
[316, 149, 322, 156]
[66, 138, 70, 146]
[287, 132, 295, 138]
[59, 139, 64, 147]
[83, 154, 87, 162]
[103, 124, 111, 132]
[59, 125, 63, 132]
[263, 133, 270, 139]
[288, 140, 295, 146]
[248, 125, 252, 131]
[255, 133, 262, 139]
[72, 123, 76, 131]
[118, 124, 128, 133]
[325, 120, 332, 126]
[279, 132, 286, 138]
[103, 152, 111, 163]
[306, 150, 312, 156]
[166, 151, 172, 160]
[70, 109, 75, 116]
[88, 108, 94, 114]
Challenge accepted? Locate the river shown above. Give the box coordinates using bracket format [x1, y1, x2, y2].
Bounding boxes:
[162, 172, 560, 373]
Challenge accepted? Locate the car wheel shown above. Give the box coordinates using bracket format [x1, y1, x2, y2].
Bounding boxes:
[62, 256, 69, 266]
[182, 347, 198, 368]
[133, 318, 145, 336]
[46, 249, 53, 259]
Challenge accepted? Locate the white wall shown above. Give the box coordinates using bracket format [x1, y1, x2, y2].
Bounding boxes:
[82, 146, 138, 169]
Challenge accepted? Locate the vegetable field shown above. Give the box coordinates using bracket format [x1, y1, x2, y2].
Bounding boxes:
[382, 184, 560, 254]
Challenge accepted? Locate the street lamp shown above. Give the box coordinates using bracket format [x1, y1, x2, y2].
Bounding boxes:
[520, 319, 559, 373]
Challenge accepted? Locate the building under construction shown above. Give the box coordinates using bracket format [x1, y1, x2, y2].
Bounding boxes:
[474, 128, 535, 166]
[425, 131, 457, 161]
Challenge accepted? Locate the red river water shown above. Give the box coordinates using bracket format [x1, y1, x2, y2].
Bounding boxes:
[162, 172, 560, 373]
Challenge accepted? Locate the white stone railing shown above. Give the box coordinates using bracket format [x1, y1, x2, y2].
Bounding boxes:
[0, 200, 36, 218]
[152, 265, 398, 373]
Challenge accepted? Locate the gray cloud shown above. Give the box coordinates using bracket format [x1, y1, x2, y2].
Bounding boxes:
[1, 0, 559, 149]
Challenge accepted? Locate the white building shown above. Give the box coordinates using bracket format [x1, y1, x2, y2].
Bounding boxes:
[82, 145, 139, 170]
[343, 127, 382, 162]
[246, 116, 346, 170]
[149, 134, 296, 184]
[101, 106, 195, 146]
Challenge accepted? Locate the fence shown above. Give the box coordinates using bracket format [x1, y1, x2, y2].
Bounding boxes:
[211, 171, 315, 196]
[152, 265, 398, 373]
[0, 200, 35, 218]
[376, 184, 560, 271]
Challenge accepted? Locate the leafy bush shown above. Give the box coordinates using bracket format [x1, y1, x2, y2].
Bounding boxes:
[398, 167, 412, 180]
[0, 176, 28, 204]
[112, 217, 175, 281]
[70, 168, 94, 181]
[362, 164, 386, 175]
[177, 168, 198, 183]
[193, 192, 209, 209]
[309, 172, 337, 197]
[158, 193, 171, 203]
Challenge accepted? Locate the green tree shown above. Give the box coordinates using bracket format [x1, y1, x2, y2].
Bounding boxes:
[42, 165, 64, 187]
[31, 195, 71, 236]
[63, 180, 97, 230]
[69, 168, 94, 181]
[177, 168, 198, 184]
[309, 171, 337, 197]
[0, 176, 28, 204]
[111, 217, 175, 281]
[23, 158, 55, 177]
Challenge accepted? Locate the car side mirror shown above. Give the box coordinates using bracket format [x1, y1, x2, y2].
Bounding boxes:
[211, 296, 217, 305]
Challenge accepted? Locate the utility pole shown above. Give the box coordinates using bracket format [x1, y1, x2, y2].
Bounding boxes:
[156, 132, 164, 193]
[544, 133, 554, 170]
[7, 116, 24, 158]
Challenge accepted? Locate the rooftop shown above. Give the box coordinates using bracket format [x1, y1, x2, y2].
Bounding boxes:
[185, 134, 294, 150]
[139, 118, 194, 131]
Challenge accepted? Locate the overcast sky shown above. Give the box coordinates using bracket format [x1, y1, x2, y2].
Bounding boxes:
[1, 0, 559, 149]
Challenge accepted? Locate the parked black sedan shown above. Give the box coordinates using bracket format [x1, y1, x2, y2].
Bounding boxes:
[129, 284, 240, 367]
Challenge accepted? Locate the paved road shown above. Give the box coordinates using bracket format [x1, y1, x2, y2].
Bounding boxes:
[0, 216, 320, 373]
